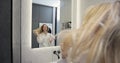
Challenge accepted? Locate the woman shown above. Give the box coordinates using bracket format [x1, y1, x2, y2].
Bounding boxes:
[34, 24, 55, 47]
[59, 1, 120, 63]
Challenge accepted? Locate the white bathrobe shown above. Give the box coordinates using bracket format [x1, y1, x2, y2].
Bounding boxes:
[37, 33, 55, 47]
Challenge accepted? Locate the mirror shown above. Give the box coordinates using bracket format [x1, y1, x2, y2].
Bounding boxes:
[31, 0, 72, 48]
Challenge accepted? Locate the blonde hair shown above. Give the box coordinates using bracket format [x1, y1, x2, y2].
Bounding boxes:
[33, 24, 49, 36]
[66, 1, 120, 63]
[33, 27, 41, 36]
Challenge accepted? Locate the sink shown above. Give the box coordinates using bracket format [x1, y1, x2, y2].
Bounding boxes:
[50, 59, 67, 63]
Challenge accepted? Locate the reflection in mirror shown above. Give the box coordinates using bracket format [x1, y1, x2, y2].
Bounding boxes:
[32, 0, 61, 48]
[31, 0, 72, 48]
[33, 24, 55, 47]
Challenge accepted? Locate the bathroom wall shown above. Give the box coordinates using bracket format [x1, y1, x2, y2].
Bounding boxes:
[60, 0, 71, 23]
[13, 0, 21, 63]
[0, 0, 12, 63]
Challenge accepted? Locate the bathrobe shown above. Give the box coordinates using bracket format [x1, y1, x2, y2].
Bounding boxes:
[37, 33, 55, 47]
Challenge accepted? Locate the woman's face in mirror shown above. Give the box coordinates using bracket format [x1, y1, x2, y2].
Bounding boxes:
[43, 24, 48, 32]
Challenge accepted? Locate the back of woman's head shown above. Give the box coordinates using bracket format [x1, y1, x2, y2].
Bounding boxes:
[67, 1, 120, 63]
